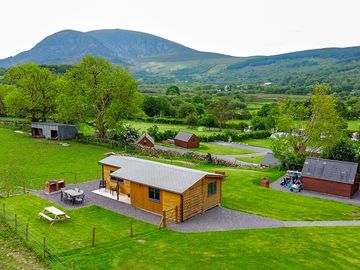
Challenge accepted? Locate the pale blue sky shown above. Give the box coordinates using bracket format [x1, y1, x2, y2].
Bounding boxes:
[1, 0, 359, 58]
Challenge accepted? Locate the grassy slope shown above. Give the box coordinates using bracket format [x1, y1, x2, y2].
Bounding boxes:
[2, 195, 360, 270]
[0, 218, 48, 270]
[241, 138, 273, 148]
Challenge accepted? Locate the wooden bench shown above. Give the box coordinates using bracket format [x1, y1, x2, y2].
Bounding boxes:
[39, 212, 54, 222]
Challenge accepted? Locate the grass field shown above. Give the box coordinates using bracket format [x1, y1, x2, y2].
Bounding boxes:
[160, 142, 255, 155]
[2, 195, 360, 270]
[348, 120, 360, 131]
[2, 127, 360, 221]
[236, 155, 265, 164]
[0, 128, 105, 190]
[241, 138, 273, 148]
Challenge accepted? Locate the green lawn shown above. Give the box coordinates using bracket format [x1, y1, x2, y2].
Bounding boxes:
[0, 128, 106, 190]
[2, 126, 360, 221]
[159, 142, 255, 155]
[2, 194, 360, 270]
[236, 155, 265, 164]
[241, 138, 273, 149]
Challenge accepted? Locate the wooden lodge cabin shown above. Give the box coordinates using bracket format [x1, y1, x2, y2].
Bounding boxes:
[136, 133, 155, 148]
[99, 155, 225, 222]
[301, 157, 359, 198]
[174, 131, 200, 149]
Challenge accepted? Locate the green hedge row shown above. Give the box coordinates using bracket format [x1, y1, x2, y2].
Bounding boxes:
[198, 130, 271, 142]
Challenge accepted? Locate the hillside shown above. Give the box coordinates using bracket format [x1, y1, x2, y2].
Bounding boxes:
[0, 29, 360, 89]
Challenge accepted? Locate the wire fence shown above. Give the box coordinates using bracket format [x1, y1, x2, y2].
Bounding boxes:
[0, 169, 102, 198]
[0, 202, 162, 269]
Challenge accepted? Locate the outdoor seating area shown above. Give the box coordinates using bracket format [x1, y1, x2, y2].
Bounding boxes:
[61, 188, 85, 205]
[39, 206, 70, 225]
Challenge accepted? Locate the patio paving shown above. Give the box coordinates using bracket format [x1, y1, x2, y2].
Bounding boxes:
[270, 177, 360, 207]
[33, 180, 161, 225]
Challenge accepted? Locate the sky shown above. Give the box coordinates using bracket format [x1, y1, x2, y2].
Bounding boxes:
[1, 0, 359, 59]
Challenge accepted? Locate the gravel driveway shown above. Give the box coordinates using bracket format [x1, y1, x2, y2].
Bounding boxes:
[170, 206, 360, 232]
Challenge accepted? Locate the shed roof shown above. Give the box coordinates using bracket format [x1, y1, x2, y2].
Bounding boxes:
[99, 155, 223, 194]
[174, 131, 197, 142]
[136, 133, 155, 145]
[31, 122, 76, 128]
[261, 153, 281, 167]
[301, 157, 358, 184]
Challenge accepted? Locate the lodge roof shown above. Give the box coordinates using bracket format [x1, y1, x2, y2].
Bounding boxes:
[99, 155, 223, 194]
[301, 157, 358, 184]
[136, 133, 155, 145]
[174, 131, 197, 142]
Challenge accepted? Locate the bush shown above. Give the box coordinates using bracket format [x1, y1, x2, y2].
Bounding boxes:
[321, 137, 359, 163]
[198, 130, 271, 142]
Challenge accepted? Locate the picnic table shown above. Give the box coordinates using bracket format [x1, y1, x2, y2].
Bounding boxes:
[39, 206, 70, 225]
[61, 189, 84, 205]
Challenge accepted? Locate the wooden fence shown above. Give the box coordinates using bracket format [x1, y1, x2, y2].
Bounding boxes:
[159, 206, 180, 228]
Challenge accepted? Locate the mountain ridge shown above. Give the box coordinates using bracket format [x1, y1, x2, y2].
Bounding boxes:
[0, 29, 360, 86]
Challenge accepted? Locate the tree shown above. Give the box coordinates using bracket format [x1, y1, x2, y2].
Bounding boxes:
[0, 84, 17, 116]
[4, 89, 31, 117]
[209, 98, 236, 129]
[57, 55, 141, 138]
[166, 85, 180, 95]
[272, 84, 346, 168]
[198, 114, 216, 128]
[321, 137, 359, 162]
[4, 63, 57, 121]
[177, 103, 196, 118]
[146, 125, 159, 140]
[185, 112, 198, 126]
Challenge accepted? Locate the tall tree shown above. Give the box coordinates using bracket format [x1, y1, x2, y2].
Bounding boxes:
[4, 63, 57, 121]
[209, 98, 235, 129]
[57, 55, 141, 138]
[272, 84, 346, 168]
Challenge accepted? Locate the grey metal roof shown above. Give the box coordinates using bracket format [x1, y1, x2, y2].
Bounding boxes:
[174, 131, 196, 142]
[31, 122, 76, 127]
[99, 155, 223, 194]
[261, 153, 281, 167]
[136, 133, 155, 145]
[301, 157, 358, 184]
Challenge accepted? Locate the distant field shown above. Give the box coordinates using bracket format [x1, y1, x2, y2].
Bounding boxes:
[348, 120, 360, 131]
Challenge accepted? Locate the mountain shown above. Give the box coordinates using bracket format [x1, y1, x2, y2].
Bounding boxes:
[0, 29, 233, 68]
[0, 29, 360, 88]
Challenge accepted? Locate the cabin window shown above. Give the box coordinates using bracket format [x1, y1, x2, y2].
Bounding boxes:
[208, 181, 217, 196]
[149, 187, 160, 202]
[110, 170, 123, 183]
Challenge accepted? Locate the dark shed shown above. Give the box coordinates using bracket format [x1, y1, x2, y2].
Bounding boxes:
[174, 131, 200, 148]
[31, 122, 77, 140]
[301, 157, 359, 198]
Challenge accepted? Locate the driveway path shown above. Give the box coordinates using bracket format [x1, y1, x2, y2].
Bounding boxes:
[170, 206, 360, 232]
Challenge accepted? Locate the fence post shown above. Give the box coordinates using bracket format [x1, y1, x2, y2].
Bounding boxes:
[14, 214, 17, 232]
[130, 220, 133, 238]
[92, 226, 95, 247]
[26, 223, 29, 242]
[163, 210, 167, 228]
[43, 237, 46, 258]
